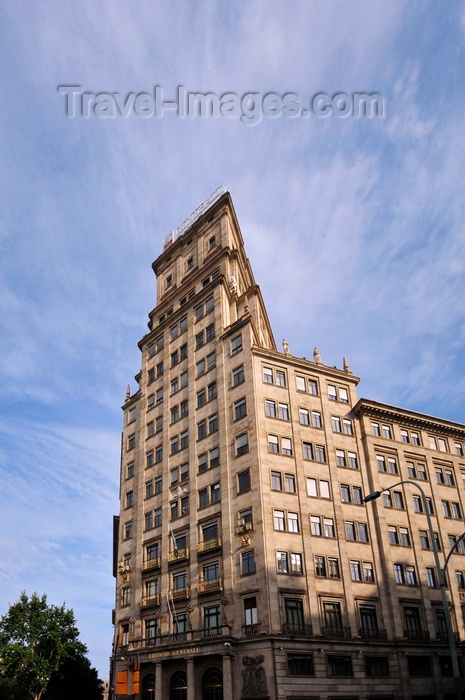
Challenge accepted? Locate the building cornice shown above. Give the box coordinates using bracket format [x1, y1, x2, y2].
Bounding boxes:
[251, 346, 360, 384]
[353, 398, 465, 438]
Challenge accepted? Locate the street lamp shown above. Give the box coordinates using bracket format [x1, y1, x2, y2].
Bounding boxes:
[364, 480, 463, 700]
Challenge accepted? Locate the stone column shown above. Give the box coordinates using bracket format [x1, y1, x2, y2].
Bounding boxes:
[223, 652, 233, 698]
[187, 657, 195, 700]
[155, 662, 162, 700]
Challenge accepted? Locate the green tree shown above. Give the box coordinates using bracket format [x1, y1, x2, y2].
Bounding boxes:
[43, 651, 104, 700]
[0, 592, 88, 700]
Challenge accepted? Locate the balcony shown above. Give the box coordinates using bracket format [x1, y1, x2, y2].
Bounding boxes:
[198, 577, 223, 595]
[358, 627, 388, 641]
[322, 625, 351, 640]
[436, 630, 461, 644]
[157, 624, 232, 646]
[243, 623, 260, 636]
[140, 594, 161, 608]
[142, 557, 161, 572]
[403, 629, 430, 641]
[282, 623, 313, 637]
[168, 586, 190, 601]
[197, 537, 222, 554]
[168, 547, 190, 563]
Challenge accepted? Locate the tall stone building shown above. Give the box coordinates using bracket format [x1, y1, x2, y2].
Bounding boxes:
[111, 190, 465, 700]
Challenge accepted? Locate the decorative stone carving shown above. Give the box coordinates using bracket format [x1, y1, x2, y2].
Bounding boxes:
[313, 347, 321, 364]
[241, 655, 268, 697]
[282, 339, 290, 355]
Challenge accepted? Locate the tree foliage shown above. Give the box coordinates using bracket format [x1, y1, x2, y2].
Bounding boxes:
[0, 591, 101, 700]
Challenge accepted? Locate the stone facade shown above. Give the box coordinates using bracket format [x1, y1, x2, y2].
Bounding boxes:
[111, 191, 465, 700]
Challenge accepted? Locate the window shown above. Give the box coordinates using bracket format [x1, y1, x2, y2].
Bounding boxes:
[237, 469, 251, 494]
[382, 424, 392, 439]
[363, 561, 375, 582]
[303, 442, 313, 460]
[155, 415, 163, 433]
[291, 552, 303, 574]
[234, 398, 247, 420]
[315, 555, 340, 579]
[350, 560, 362, 581]
[276, 370, 286, 386]
[284, 598, 304, 633]
[274, 510, 285, 531]
[340, 484, 363, 504]
[263, 367, 273, 384]
[271, 470, 282, 492]
[278, 402, 289, 420]
[299, 408, 310, 425]
[145, 480, 154, 499]
[205, 323, 215, 341]
[311, 410, 322, 428]
[407, 656, 432, 677]
[241, 550, 255, 575]
[128, 434, 136, 450]
[126, 462, 135, 479]
[449, 535, 465, 554]
[348, 451, 359, 469]
[327, 655, 352, 677]
[145, 618, 158, 645]
[371, 422, 381, 436]
[208, 413, 218, 434]
[287, 654, 314, 676]
[343, 418, 353, 435]
[233, 365, 244, 386]
[445, 469, 455, 486]
[124, 521, 132, 539]
[282, 437, 292, 456]
[426, 567, 437, 587]
[265, 399, 276, 417]
[310, 515, 335, 538]
[365, 657, 389, 677]
[231, 334, 242, 355]
[236, 433, 249, 456]
[328, 385, 338, 401]
[394, 563, 417, 586]
[332, 416, 342, 433]
[345, 521, 369, 543]
[127, 407, 136, 423]
[288, 512, 299, 532]
[308, 379, 318, 395]
[125, 491, 134, 508]
[307, 477, 331, 499]
[277, 551, 289, 573]
[268, 435, 279, 453]
[456, 571, 465, 589]
[243, 597, 258, 633]
[285, 473, 296, 493]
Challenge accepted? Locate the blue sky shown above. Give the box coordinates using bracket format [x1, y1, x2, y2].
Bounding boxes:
[1, 0, 465, 680]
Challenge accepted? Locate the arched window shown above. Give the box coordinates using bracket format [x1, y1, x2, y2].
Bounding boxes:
[202, 667, 223, 700]
[142, 673, 155, 700]
[170, 670, 187, 700]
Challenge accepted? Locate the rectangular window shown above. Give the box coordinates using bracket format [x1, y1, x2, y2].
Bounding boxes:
[274, 510, 285, 531]
[236, 433, 249, 456]
[263, 367, 273, 384]
[265, 399, 276, 417]
[312, 410, 322, 428]
[287, 654, 314, 676]
[277, 551, 289, 573]
[233, 365, 245, 385]
[278, 402, 289, 420]
[299, 408, 310, 425]
[234, 398, 247, 420]
[276, 370, 286, 387]
[327, 655, 353, 677]
[332, 416, 342, 433]
[238, 469, 251, 494]
[241, 550, 255, 575]
[231, 334, 242, 355]
[308, 379, 318, 395]
[272, 471, 283, 491]
[365, 656, 389, 677]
